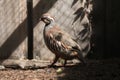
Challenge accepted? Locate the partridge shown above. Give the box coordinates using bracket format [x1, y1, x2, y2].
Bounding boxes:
[40, 13, 86, 67]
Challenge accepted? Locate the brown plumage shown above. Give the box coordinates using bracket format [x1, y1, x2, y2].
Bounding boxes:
[40, 13, 86, 67]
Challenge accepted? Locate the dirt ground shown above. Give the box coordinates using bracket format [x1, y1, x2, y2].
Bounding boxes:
[0, 58, 120, 80]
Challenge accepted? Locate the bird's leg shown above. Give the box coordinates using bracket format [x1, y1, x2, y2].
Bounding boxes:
[63, 59, 67, 67]
[49, 56, 59, 67]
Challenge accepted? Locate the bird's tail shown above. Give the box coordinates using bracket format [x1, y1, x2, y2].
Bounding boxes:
[76, 49, 87, 65]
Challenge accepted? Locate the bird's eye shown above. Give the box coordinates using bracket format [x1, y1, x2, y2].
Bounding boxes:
[43, 19, 50, 23]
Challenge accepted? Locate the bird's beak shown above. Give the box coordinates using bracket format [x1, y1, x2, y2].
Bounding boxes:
[39, 17, 43, 21]
[39, 17, 45, 21]
[39, 15, 44, 21]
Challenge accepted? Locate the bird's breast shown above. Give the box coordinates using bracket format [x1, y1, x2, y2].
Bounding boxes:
[44, 33, 61, 53]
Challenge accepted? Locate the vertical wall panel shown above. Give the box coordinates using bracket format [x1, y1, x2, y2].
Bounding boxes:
[0, 0, 27, 59]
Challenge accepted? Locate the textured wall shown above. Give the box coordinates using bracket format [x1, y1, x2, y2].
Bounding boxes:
[0, 0, 27, 59]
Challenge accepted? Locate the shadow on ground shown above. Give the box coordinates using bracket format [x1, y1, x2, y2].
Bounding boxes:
[57, 58, 120, 80]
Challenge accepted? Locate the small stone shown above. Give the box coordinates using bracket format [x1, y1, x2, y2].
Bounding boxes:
[0, 65, 5, 70]
[56, 68, 63, 74]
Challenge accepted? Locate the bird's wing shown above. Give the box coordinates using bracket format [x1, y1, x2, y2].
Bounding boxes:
[52, 30, 81, 51]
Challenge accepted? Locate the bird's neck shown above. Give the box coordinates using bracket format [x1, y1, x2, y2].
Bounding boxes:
[44, 22, 55, 31]
[43, 22, 54, 39]
[43, 22, 55, 45]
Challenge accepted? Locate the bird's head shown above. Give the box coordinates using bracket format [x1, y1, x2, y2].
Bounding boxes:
[40, 13, 55, 25]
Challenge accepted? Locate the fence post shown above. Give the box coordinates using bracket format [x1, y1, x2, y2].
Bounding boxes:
[27, 0, 33, 59]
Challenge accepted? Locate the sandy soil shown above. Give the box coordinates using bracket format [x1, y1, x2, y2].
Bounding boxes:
[0, 59, 120, 80]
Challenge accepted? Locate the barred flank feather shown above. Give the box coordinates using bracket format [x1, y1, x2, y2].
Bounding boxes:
[45, 35, 62, 54]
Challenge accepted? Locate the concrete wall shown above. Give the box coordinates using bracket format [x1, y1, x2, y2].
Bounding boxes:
[0, 0, 27, 59]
